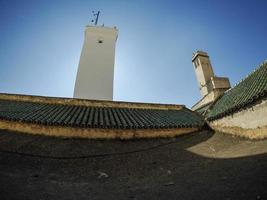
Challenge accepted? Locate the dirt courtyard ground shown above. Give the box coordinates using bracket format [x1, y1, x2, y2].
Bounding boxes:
[0, 130, 267, 200]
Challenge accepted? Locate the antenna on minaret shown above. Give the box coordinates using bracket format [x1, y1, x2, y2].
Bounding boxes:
[91, 11, 100, 26]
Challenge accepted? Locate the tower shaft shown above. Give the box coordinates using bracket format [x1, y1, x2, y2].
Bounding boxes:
[74, 26, 118, 100]
[192, 51, 230, 98]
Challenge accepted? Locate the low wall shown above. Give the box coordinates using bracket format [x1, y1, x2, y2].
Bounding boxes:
[192, 89, 226, 111]
[209, 98, 267, 139]
[0, 119, 199, 140]
[0, 93, 184, 111]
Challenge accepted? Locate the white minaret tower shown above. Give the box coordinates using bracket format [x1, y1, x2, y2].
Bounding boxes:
[74, 12, 118, 101]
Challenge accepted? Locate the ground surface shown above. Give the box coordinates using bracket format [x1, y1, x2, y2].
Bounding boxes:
[0, 130, 267, 200]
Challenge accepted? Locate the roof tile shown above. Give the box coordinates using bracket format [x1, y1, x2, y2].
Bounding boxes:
[0, 99, 204, 129]
[207, 61, 267, 120]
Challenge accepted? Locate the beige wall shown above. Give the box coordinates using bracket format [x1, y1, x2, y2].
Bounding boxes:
[0, 119, 199, 140]
[209, 99, 267, 139]
[211, 77, 230, 90]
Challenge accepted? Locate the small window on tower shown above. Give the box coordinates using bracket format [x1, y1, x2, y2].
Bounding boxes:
[97, 37, 104, 44]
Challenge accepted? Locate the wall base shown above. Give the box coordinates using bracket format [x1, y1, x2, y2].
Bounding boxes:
[0, 120, 199, 140]
[208, 124, 267, 139]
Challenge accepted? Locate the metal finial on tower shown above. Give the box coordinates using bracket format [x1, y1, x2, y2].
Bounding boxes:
[91, 11, 100, 26]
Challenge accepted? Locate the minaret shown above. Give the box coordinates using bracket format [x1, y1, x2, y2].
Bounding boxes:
[192, 51, 215, 97]
[74, 24, 118, 100]
[192, 51, 231, 100]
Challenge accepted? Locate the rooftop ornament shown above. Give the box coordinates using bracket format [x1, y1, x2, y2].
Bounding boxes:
[91, 11, 100, 26]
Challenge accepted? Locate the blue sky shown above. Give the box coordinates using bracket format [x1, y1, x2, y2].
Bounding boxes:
[0, 0, 266, 107]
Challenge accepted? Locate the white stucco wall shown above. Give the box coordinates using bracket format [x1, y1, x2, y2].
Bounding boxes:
[209, 99, 267, 139]
[210, 99, 267, 129]
[74, 26, 118, 101]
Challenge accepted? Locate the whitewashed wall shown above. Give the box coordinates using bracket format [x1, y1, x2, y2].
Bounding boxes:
[74, 26, 118, 101]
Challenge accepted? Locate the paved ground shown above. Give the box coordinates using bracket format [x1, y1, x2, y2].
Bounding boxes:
[0, 130, 267, 200]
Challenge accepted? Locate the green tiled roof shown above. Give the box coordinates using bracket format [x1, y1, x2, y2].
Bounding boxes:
[207, 61, 267, 121]
[0, 99, 205, 129]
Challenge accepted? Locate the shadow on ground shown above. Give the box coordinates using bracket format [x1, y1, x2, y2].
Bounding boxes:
[0, 130, 267, 200]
